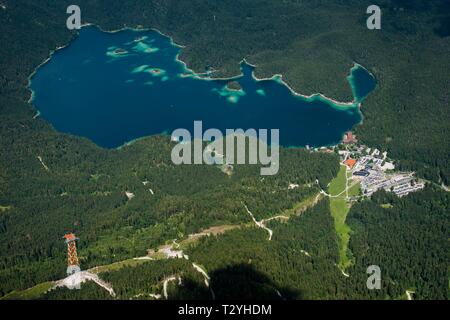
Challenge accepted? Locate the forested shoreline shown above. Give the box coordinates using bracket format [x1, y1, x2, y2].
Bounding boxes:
[0, 1, 448, 299]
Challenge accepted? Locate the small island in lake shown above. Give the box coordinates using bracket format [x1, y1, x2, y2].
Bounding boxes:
[114, 48, 128, 55]
[226, 81, 242, 91]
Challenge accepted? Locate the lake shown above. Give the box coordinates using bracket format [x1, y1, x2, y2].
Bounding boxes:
[29, 26, 375, 149]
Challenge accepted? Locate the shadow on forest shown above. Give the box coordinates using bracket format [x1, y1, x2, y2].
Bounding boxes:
[172, 264, 303, 300]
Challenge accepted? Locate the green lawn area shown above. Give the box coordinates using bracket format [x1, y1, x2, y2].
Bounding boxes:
[280, 192, 321, 218]
[328, 165, 347, 196]
[0, 281, 54, 300]
[329, 197, 351, 269]
[348, 182, 361, 197]
[90, 257, 153, 274]
[328, 165, 353, 270]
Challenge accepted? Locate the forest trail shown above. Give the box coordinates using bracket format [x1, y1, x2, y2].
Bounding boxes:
[340, 268, 350, 278]
[192, 262, 215, 299]
[37, 156, 49, 171]
[192, 263, 210, 286]
[244, 203, 274, 240]
[243, 192, 322, 241]
[405, 290, 415, 300]
[163, 276, 178, 299]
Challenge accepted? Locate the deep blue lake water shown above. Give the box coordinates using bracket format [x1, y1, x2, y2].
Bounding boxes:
[348, 64, 377, 102]
[30, 26, 375, 149]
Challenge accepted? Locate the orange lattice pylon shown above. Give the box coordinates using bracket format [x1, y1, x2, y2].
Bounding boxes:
[63, 233, 80, 275]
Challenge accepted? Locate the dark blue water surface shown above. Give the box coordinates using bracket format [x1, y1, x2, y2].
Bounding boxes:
[30, 26, 375, 149]
[348, 65, 377, 102]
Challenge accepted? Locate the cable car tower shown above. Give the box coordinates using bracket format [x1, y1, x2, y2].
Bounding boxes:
[63, 233, 81, 275]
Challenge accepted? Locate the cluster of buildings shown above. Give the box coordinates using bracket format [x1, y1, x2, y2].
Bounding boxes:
[338, 132, 425, 198]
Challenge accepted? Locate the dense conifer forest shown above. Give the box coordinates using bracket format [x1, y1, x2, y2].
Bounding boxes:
[0, 1, 448, 299]
[29, 189, 448, 300]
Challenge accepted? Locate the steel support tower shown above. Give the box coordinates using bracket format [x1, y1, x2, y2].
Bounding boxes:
[63, 233, 81, 275]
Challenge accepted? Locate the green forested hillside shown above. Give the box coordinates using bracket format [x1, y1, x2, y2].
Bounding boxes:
[0, 125, 339, 295]
[344, 187, 449, 299]
[28, 188, 448, 300]
[0, 1, 448, 299]
[187, 199, 345, 299]
[100, 259, 211, 300]
[42, 282, 113, 300]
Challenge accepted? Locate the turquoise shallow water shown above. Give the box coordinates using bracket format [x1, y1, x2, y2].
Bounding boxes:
[30, 26, 375, 149]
